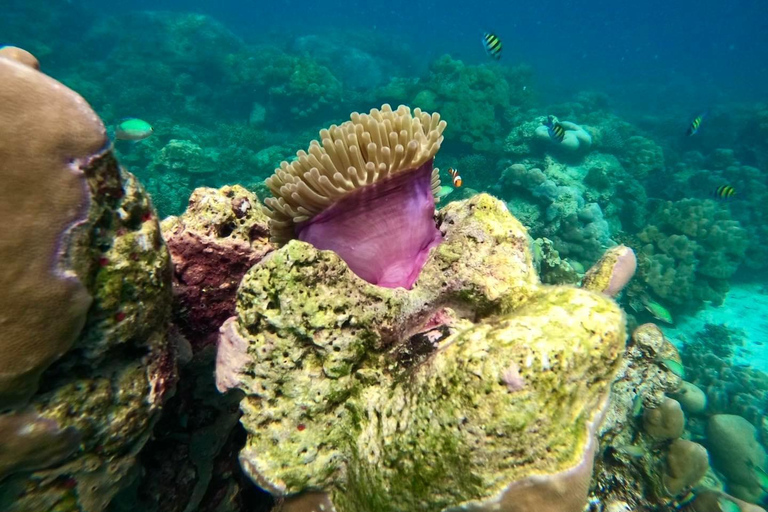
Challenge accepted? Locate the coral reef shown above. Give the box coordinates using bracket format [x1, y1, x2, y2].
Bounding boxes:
[591, 323, 697, 509]
[681, 324, 767, 425]
[0, 51, 174, 511]
[531, 238, 581, 285]
[635, 199, 748, 308]
[620, 136, 664, 180]
[668, 150, 768, 272]
[498, 159, 620, 266]
[413, 55, 533, 156]
[220, 194, 626, 512]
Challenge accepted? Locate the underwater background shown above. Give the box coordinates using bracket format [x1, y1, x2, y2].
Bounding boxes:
[2, 0, 768, 510]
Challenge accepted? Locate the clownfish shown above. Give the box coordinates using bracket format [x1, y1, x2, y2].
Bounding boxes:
[448, 168, 462, 187]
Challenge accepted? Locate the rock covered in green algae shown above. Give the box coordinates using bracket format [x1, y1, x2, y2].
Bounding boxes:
[0, 51, 173, 512]
[219, 194, 626, 512]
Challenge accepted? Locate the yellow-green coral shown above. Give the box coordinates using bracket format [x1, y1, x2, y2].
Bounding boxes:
[224, 194, 626, 512]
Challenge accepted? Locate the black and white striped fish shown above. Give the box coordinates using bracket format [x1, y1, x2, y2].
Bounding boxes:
[544, 115, 566, 143]
[482, 33, 502, 60]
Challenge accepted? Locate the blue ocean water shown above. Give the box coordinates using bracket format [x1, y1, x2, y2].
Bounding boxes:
[90, 0, 768, 103]
[3, 0, 768, 509]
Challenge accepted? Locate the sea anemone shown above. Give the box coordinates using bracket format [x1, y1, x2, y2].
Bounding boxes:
[263, 104, 447, 289]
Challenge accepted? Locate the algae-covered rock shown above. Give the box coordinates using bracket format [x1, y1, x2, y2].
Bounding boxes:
[162, 184, 274, 350]
[220, 194, 626, 512]
[532, 237, 580, 285]
[0, 51, 174, 511]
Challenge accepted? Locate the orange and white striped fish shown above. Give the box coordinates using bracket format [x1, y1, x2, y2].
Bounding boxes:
[448, 168, 462, 187]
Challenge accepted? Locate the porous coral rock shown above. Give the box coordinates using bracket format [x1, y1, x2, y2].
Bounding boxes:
[162, 185, 274, 351]
[0, 53, 174, 511]
[221, 194, 626, 512]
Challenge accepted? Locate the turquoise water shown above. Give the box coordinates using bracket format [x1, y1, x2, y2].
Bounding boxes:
[2, 0, 768, 510]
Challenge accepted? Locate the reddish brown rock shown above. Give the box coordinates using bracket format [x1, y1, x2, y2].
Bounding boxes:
[162, 185, 274, 351]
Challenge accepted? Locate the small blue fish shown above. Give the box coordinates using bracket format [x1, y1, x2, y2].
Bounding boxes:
[115, 118, 154, 141]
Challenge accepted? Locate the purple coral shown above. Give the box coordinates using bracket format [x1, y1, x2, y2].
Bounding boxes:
[215, 317, 250, 393]
[501, 362, 526, 392]
[605, 246, 637, 296]
[582, 245, 637, 297]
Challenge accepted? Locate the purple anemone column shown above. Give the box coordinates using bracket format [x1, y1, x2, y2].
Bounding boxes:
[296, 160, 441, 289]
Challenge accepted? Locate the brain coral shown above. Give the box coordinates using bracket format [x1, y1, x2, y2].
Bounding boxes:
[0, 51, 173, 511]
[218, 194, 626, 512]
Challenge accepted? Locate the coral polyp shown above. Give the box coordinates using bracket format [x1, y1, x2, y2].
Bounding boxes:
[263, 104, 446, 289]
